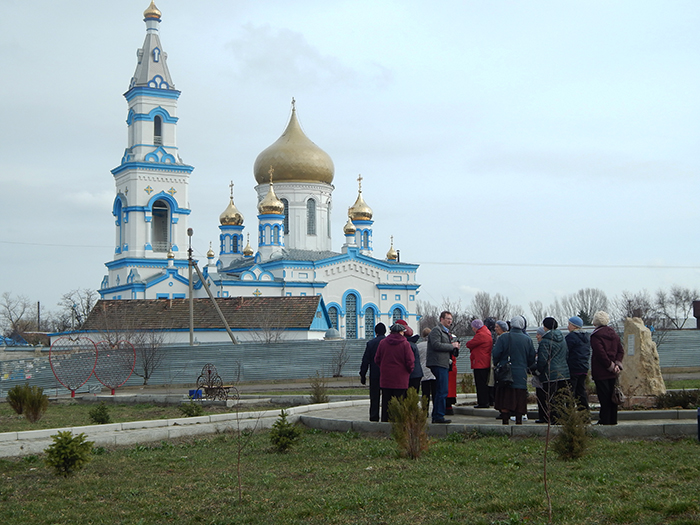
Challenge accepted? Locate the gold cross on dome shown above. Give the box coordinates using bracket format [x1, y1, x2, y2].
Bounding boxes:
[291, 97, 296, 110]
[253, 289, 262, 297]
[268, 166, 274, 184]
[229, 180, 234, 198]
[357, 174, 363, 192]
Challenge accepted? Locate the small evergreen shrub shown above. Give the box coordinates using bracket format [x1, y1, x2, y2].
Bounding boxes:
[270, 409, 302, 453]
[44, 431, 94, 477]
[460, 373, 476, 394]
[22, 385, 49, 423]
[388, 387, 430, 459]
[656, 389, 700, 409]
[6, 383, 28, 414]
[89, 402, 111, 424]
[308, 371, 329, 404]
[178, 400, 204, 417]
[552, 386, 590, 461]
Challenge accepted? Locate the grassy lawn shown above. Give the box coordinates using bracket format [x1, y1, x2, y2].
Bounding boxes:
[665, 379, 700, 390]
[0, 427, 698, 525]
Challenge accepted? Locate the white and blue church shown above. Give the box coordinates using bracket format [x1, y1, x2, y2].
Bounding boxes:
[98, 2, 421, 339]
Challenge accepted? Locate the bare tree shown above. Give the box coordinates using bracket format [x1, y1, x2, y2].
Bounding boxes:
[655, 285, 698, 329]
[239, 298, 287, 343]
[0, 292, 33, 339]
[330, 341, 350, 377]
[416, 300, 439, 332]
[129, 330, 169, 385]
[613, 290, 655, 325]
[58, 288, 99, 330]
[470, 292, 518, 323]
[559, 288, 608, 325]
[441, 297, 470, 337]
[530, 300, 547, 325]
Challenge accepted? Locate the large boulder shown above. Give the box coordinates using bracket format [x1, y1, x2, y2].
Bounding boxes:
[620, 317, 666, 397]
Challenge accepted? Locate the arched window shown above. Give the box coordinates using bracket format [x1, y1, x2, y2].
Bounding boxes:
[152, 199, 169, 252]
[273, 225, 280, 244]
[328, 307, 338, 329]
[392, 308, 403, 324]
[307, 199, 316, 235]
[364, 308, 375, 339]
[345, 294, 357, 339]
[115, 199, 124, 253]
[363, 231, 370, 249]
[281, 198, 289, 234]
[232, 236, 239, 253]
[154, 115, 162, 145]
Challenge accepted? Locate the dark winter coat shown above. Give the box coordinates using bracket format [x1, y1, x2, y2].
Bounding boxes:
[565, 330, 591, 376]
[466, 325, 493, 370]
[590, 326, 624, 381]
[407, 334, 424, 379]
[426, 324, 454, 369]
[375, 332, 415, 389]
[536, 329, 570, 383]
[360, 334, 385, 380]
[491, 328, 536, 390]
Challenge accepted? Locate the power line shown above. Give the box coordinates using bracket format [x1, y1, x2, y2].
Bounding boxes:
[415, 261, 700, 270]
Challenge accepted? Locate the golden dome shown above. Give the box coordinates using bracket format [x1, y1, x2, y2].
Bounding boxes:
[257, 169, 285, 215]
[386, 236, 398, 261]
[253, 99, 334, 185]
[166, 247, 174, 259]
[348, 174, 373, 221]
[207, 243, 215, 258]
[343, 217, 356, 235]
[220, 183, 245, 225]
[243, 234, 254, 257]
[144, 1, 162, 20]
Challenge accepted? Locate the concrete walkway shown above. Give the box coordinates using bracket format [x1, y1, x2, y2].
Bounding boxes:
[1, 392, 697, 458]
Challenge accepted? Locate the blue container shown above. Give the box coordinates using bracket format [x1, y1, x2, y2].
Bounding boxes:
[189, 389, 202, 399]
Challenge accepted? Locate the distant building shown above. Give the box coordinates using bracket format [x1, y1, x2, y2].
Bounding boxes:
[97, 2, 420, 339]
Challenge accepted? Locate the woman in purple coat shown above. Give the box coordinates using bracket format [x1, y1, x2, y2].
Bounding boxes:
[375, 323, 415, 422]
[590, 311, 624, 425]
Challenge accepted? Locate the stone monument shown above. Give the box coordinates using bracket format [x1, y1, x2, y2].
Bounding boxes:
[620, 317, 666, 404]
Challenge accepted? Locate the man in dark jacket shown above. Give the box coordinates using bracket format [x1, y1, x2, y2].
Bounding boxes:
[426, 311, 460, 424]
[359, 323, 386, 422]
[565, 316, 591, 410]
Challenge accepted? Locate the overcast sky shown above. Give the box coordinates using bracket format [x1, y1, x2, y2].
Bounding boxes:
[1, 0, 699, 320]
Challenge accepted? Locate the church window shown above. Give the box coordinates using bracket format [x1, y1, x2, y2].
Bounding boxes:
[152, 199, 169, 252]
[345, 294, 357, 339]
[281, 199, 289, 234]
[364, 308, 375, 339]
[115, 199, 124, 253]
[232, 235, 239, 253]
[328, 306, 338, 329]
[154, 115, 162, 145]
[273, 226, 280, 244]
[392, 308, 403, 323]
[307, 199, 316, 235]
[362, 231, 370, 249]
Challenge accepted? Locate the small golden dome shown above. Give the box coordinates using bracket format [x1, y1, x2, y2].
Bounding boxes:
[343, 217, 356, 235]
[386, 236, 398, 261]
[144, 1, 162, 20]
[243, 234, 254, 257]
[166, 247, 174, 259]
[348, 174, 373, 221]
[257, 169, 285, 215]
[220, 198, 244, 226]
[207, 243, 215, 258]
[253, 99, 334, 185]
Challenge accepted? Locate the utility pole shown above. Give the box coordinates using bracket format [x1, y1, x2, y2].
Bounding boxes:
[188, 228, 194, 346]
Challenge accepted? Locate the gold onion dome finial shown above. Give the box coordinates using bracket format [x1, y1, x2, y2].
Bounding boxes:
[243, 233, 254, 256]
[219, 181, 244, 225]
[253, 98, 334, 185]
[144, 1, 162, 20]
[348, 174, 373, 221]
[257, 168, 285, 215]
[167, 246, 174, 259]
[207, 242, 215, 258]
[343, 215, 356, 235]
[386, 236, 398, 261]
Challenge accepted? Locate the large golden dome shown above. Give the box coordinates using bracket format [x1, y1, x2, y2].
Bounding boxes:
[253, 101, 334, 185]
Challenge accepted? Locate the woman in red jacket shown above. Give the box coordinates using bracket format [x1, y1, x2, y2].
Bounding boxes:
[466, 319, 494, 408]
[375, 323, 415, 422]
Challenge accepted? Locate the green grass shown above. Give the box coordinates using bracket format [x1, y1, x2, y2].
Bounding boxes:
[0, 400, 285, 433]
[0, 430, 698, 524]
[665, 379, 700, 390]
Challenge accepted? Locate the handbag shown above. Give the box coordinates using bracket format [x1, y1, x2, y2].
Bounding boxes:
[494, 355, 513, 386]
[611, 379, 626, 405]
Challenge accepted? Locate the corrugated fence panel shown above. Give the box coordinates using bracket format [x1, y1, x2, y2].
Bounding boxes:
[2, 331, 699, 397]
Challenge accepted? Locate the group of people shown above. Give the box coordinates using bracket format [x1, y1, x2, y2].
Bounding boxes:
[359, 309, 625, 426]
